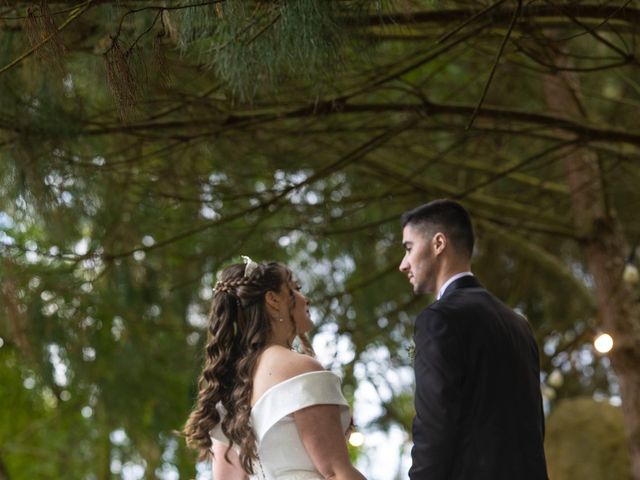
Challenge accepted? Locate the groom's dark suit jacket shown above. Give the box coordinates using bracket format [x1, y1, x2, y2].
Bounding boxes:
[410, 275, 548, 480]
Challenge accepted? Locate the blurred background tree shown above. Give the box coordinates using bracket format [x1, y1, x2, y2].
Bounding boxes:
[1, 1, 639, 479]
[545, 397, 631, 480]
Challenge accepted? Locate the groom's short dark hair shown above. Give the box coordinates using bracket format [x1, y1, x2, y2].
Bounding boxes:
[401, 199, 475, 259]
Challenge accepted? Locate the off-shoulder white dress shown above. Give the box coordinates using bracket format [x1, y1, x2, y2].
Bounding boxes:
[211, 371, 351, 480]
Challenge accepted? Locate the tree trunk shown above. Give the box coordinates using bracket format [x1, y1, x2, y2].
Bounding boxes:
[100, 431, 111, 480]
[0, 454, 10, 480]
[542, 45, 640, 480]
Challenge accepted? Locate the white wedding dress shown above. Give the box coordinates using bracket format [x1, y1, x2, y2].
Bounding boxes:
[211, 371, 351, 480]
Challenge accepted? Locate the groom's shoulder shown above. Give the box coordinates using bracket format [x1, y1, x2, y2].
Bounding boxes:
[416, 289, 490, 325]
[415, 304, 457, 337]
[420, 294, 474, 319]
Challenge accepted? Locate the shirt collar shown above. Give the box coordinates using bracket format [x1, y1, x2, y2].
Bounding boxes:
[436, 272, 474, 300]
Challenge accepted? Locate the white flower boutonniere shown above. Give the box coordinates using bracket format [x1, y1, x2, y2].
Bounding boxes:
[407, 343, 416, 361]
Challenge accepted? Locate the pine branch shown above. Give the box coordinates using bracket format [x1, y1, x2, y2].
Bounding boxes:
[341, 21, 489, 101]
[4, 97, 640, 150]
[297, 213, 400, 236]
[314, 260, 401, 306]
[549, 0, 636, 63]
[510, 39, 634, 72]
[456, 137, 577, 197]
[405, 143, 569, 194]
[0, 1, 93, 76]
[42, 99, 640, 149]
[167, 215, 272, 293]
[466, 0, 521, 129]
[71, 119, 415, 261]
[358, 156, 578, 237]
[345, 4, 640, 28]
[476, 218, 595, 307]
[436, 0, 507, 46]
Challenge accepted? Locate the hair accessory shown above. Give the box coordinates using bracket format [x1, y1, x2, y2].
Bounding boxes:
[212, 281, 226, 293]
[241, 255, 259, 278]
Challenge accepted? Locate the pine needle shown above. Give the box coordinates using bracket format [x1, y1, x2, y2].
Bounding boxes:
[104, 37, 140, 120]
[23, 1, 66, 75]
[152, 32, 172, 88]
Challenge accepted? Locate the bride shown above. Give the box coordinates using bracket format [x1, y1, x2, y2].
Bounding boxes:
[183, 258, 366, 480]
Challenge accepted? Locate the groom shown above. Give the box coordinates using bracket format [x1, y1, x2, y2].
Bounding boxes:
[399, 199, 548, 479]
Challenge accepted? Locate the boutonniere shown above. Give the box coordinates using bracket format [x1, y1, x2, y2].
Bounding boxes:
[407, 343, 416, 360]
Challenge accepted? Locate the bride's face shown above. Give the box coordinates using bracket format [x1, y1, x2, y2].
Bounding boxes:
[288, 280, 314, 335]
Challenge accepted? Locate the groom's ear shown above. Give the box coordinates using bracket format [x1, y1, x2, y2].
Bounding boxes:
[432, 232, 447, 254]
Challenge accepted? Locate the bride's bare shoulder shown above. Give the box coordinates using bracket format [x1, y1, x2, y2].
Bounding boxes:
[252, 346, 323, 404]
[260, 345, 323, 378]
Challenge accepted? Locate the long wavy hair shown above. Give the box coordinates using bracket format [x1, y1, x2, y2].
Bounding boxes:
[183, 261, 314, 474]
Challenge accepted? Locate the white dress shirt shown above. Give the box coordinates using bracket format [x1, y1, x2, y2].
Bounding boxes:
[436, 272, 474, 300]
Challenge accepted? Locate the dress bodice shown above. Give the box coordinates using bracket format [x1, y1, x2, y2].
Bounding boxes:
[210, 371, 351, 480]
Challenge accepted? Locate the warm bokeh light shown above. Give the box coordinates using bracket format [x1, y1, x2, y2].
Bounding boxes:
[594, 333, 614, 354]
[623, 264, 639, 284]
[541, 385, 556, 401]
[547, 369, 564, 388]
[348, 431, 365, 447]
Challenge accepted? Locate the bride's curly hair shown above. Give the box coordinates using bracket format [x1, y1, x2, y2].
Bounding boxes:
[183, 261, 314, 474]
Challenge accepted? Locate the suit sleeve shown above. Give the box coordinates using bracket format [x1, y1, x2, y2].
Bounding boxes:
[530, 324, 546, 441]
[522, 317, 546, 441]
[409, 308, 463, 480]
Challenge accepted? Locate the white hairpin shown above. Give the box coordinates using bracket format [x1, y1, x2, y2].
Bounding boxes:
[241, 255, 259, 277]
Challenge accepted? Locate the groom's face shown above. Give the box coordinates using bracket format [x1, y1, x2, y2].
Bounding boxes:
[400, 224, 438, 295]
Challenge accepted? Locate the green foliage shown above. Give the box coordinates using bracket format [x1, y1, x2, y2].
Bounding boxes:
[1, 1, 640, 478]
[176, 0, 372, 100]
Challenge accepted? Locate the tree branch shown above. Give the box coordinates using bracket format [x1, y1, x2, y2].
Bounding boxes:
[550, 0, 637, 63]
[50, 99, 640, 149]
[93, 119, 417, 261]
[476, 218, 595, 307]
[457, 138, 578, 197]
[0, 1, 93, 76]
[346, 4, 640, 28]
[466, 0, 521, 129]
